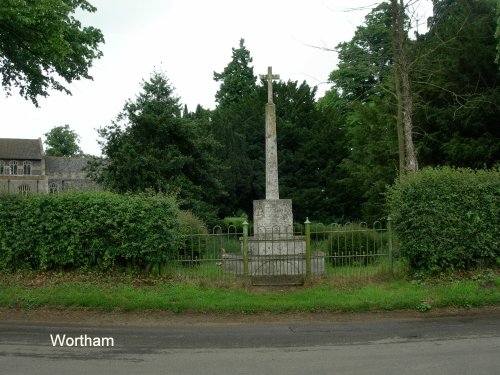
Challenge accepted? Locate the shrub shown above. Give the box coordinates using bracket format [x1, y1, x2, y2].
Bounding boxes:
[177, 210, 208, 263]
[179, 210, 208, 235]
[0, 192, 180, 271]
[317, 223, 383, 266]
[386, 167, 499, 274]
[223, 216, 248, 233]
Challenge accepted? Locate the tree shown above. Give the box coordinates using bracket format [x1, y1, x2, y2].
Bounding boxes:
[326, 0, 500, 220]
[273, 80, 326, 221]
[330, 3, 394, 103]
[210, 91, 263, 216]
[494, 0, 500, 66]
[391, 0, 418, 174]
[211, 39, 260, 216]
[44, 124, 83, 156]
[327, 3, 401, 220]
[330, 3, 406, 177]
[414, 0, 499, 168]
[0, 0, 104, 106]
[276, 85, 354, 222]
[213, 38, 257, 108]
[338, 97, 399, 221]
[332, 1, 418, 176]
[92, 71, 222, 224]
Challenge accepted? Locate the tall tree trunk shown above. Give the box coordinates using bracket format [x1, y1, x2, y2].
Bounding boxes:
[401, 55, 418, 172]
[392, 42, 406, 179]
[391, 0, 418, 175]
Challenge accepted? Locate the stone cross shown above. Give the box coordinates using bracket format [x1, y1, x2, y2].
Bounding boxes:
[260, 66, 280, 200]
[260, 66, 280, 104]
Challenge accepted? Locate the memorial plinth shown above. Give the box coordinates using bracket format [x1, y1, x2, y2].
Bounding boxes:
[253, 199, 293, 238]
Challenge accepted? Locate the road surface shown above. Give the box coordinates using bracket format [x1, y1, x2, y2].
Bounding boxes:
[1, 310, 499, 375]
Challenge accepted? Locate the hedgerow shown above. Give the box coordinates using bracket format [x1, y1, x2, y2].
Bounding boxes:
[386, 167, 499, 274]
[0, 192, 180, 271]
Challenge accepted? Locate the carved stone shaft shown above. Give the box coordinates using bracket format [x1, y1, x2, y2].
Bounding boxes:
[265, 102, 279, 200]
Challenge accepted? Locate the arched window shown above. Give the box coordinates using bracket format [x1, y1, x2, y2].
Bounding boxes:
[18, 184, 30, 196]
[9, 160, 18, 175]
[49, 182, 59, 194]
[23, 161, 31, 175]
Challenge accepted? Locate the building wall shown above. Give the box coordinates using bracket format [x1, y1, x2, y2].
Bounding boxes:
[0, 140, 100, 195]
[0, 159, 43, 176]
[47, 178, 100, 193]
[0, 157, 99, 195]
[45, 157, 100, 193]
[0, 176, 49, 194]
[0, 159, 48, 194]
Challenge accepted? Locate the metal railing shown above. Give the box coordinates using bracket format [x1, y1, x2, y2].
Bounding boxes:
[166, 218, 394, 282]
[308, 219, 393, 280]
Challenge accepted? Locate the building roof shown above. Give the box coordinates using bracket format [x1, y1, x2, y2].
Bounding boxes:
[45, 156, 91, 176]
[0, 138, 43, 160]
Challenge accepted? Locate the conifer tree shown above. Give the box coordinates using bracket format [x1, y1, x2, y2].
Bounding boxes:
[213, 38, 257, 108]
[93, 71, 222, 224]
[211, 39, 260, 216]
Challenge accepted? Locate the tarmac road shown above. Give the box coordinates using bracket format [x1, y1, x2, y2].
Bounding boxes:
[0, 310, 499, 375]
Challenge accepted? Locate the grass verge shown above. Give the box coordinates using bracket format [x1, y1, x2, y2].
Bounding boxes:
[0, 271, 498, 313]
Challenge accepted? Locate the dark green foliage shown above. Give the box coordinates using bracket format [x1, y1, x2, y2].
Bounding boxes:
[212, 33, 399, 222]
[0, 0, 104, 105]
[415, 0, 500, 169]
[91, 71, 222, 226]
[0, 192, 180, 271]
[44, 124, 83, 156]
[330, 2, 394, 102]
[213, 38, 257, 108]
[213, 59, 351, 222]
[210, 92, 264, 216]
[310, 92, 355, 220]
[338, 97, 399, 221]
[496, 0, 500, 66]
[211, 39, 261, 217]
[386, 167, 500, 274]
[325, 4, 400, 221]
[212, 43, 335, 220]
[274, 80, 322, 221]
[325, 0, 499, 221]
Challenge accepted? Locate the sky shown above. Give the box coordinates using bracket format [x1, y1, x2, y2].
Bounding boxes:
[0, 0, 432, 156]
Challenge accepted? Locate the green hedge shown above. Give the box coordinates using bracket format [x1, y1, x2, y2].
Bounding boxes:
[386, 167, 499, 273]
[0, 192, 180, 271]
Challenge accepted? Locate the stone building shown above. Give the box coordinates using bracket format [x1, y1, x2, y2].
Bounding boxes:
[0, 138, 98, 195]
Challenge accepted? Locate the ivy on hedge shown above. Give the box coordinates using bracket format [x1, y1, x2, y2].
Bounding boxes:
[386, 167, 499, 274]
[0, 192, 180, 271]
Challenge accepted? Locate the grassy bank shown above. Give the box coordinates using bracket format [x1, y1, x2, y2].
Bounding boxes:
[0, 272, 498, 313]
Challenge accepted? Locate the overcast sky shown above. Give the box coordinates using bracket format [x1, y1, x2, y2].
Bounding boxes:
[0, 0, 432, 156]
